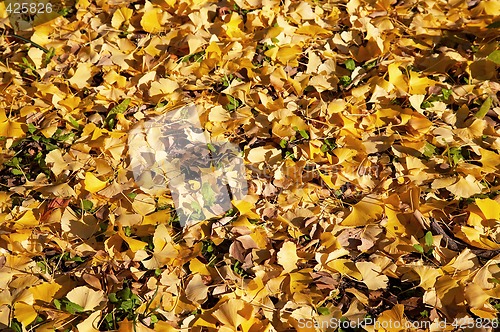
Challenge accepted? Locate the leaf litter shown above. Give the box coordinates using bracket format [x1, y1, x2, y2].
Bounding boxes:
[0, 0, 500, 330]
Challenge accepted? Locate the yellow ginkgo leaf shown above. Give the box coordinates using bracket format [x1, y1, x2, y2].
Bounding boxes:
[225, 13, 245, 39]
[356, 261, 388, 290]
[14, 302, 37, 327]
[277, 241, 299, 273]
[412, 265, 443, 290]
[409, 71, 438, 94]
[111, 7, 133, 29]
[475, 198, 500, 220]
[447, 174, 482, 198]
[68, 62, 93, 89]
[66, 286, 106, 311]
[84, 173, 108, 193]
[377, 304, 405, 332]
[30, 282, 62, 303]
[341, 195, 383, 226]
[232, 199, 260, 219]
[0, 121, 25, 138]
[388, 62, 408, 93]
[15, 210, 38, 228]
[118, 228, 148, 252]
[213, 299, 245, 328]
[141, 2, 162, 33]
[327, 259, 362, 280]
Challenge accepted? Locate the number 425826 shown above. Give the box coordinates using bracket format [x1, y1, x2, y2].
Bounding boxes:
[6, 2, 53, 14]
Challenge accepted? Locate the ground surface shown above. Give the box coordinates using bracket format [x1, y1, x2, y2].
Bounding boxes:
[1, 0, 500, 331]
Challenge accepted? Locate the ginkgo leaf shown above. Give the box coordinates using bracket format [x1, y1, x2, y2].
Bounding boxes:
[224, 13, 245, 39]
[141, 2, 162, 33]
[14, 302, 37, 327]
[341, 195, 383, 226]
[326, 259, 362, 280]
[409, 71, 437, 94]
[475, 198, 500, 220]
[185, 274, 209, 304]
[112, 7, 133, 29]
[30, 282, 62, 302]
[213, 299, 245, 328]
[277, 241, 299, 273]
[377, 304, 405, 332]
[84, 173, 108, 193]
[66, 286, 106, 311]
[447, 175, 482, 198]
[69, 63, 93, 89]
[412, 265, 443, 290]
[356, 261, 388, 290]
[0, 120, 25, 138]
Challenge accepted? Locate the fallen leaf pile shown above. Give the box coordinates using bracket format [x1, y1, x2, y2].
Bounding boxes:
[0, 0, 500, 331]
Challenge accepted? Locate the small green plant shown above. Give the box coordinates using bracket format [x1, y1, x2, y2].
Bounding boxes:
[340, 75, 352, 87]
[317, 306, 330, 315]
[103, 286, 143, 330]
[54, 297, 85, 314]
[180, 51, 205, 63]
[413, 231, 434, 256]
[320, 138, 336, 152]
[224, 95, 241, 111]
[105, 98, 131, 129]
[344, 59, 356, 71]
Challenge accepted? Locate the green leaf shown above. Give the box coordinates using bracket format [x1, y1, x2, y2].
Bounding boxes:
[11, 169, 23, 175]
[127, 192, 138, 200]
[317, 307, 330, 315]
[43, 47, 56, 66]
[150, 314, 158, 324]
[106, 99, 131, 128]
[475, 97, 492, 118]
[201, 182, 216, 205]
[441, 88, 452, 100]
[82, 200, 93, 211]
[120, 299, 133, 311]
[108, 293, 119, 303]
[109, 99, 131, 116]
[413, 244, 424, 253]
[345, 59, 356, 71]
[28, 123, 37, 134]
[487, 20, 500, 28]
[340, 75, 352, 87]
[298, 129, 309, 139]
[423, 142, 436, 158]
[424, 231, 434, 247]
[449, 147, 463, 165]
[363, 59, 378, 69]
[123, 226, 132, 237]
[68, 116, 80, 129]
[190, 201, 202, 213]
[207, 143, 216, 153]
[279, 139, 288, 149]
[225, 95, 240, 111]
[487, 50, 500, 65]
[118, 287, 132, 300]
[54, 298, 62, 310]
[10, 320, 22, 332]
[64, 300, 85, 314]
